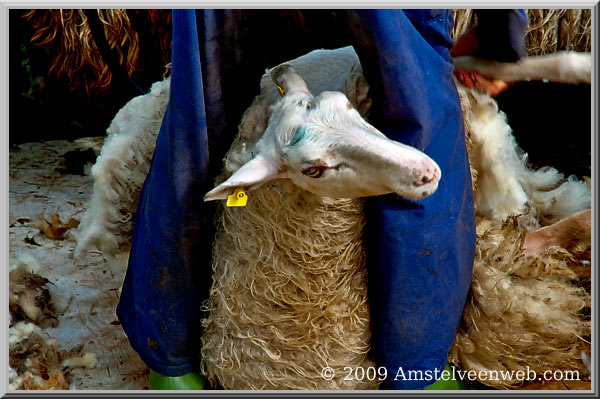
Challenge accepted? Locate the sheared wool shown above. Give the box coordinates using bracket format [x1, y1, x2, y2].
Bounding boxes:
[9, 267, 56, 327]
[9, 322, 98, 390]
[8, 254, 99, 390]
[62, 352, 98, 369]
[9, 321, 43, 346]
[9, 253, 73, 325]
[8, 322, 68, 390]
[449, 216, 590, 389]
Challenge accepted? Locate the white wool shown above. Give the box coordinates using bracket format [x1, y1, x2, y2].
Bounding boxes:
[458, 85, 591, 225]
[62, 352, 98, 369]
[9, 321, 42, 346]
[14, 291, 40, 322]
[9, 254, 72, 318]
[9, 371, 64, 391]
[9, 253, 41, 274]
[74, 78, 170, 260]
[8, 367, 20, 389]
[527, 175, 591, 225]
[46, 283, 72, 314]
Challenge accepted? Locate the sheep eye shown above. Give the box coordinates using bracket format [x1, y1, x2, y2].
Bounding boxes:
[297, 100, 311, 109]
[303, 166, 325, 178]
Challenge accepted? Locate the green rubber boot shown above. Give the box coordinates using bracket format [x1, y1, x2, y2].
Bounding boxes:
[149, 369, 209, 390]
[423, 363, 471, 390]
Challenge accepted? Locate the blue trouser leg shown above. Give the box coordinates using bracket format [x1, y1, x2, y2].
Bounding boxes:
[116, 10, 214, 376]
[116, 9, 273, 377]
[344, 9, 476, 389]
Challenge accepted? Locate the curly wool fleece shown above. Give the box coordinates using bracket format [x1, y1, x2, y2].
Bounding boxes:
[201, 178, 377, 390]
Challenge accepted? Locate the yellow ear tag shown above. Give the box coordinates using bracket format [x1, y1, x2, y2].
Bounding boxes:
[226, 188, 248, 207]
[276, 85, 285, 97]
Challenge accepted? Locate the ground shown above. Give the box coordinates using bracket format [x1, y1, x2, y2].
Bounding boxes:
[9, 137, 148, 390]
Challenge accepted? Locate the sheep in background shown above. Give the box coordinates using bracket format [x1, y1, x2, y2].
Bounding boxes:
[75, 47, 591, 389]
[455, 73, 591, 225]
[73, 78, 170, 274]
[449, 211, 591, 389]
[447, 62, 591, 387]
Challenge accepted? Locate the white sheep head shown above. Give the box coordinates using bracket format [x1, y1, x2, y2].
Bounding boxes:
[204, 65, 441, 201]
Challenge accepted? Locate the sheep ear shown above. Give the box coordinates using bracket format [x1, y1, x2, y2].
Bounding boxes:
[344, 63, 372, 118]
[204, 154, 283, 201]
[270, 64, 311, 96]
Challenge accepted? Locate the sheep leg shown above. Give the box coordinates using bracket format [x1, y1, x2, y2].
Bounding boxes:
[453, 51, 591, 84]
[523, 208, 591, 258]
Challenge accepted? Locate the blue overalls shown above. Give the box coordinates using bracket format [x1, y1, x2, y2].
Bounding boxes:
[117, 9, 526, 389]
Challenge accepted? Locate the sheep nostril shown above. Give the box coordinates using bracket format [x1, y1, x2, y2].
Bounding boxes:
[413, 168, 436, 187]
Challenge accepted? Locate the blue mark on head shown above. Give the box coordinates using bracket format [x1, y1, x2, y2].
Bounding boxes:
[290, 127, 309, 147]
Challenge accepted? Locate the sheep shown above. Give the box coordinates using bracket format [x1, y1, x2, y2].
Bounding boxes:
[454, 71, 591, 225]
[448, 213, 591, 389]
[200, 48, 442, 390]
[75, 46, 591, 389]
[75, 49, 592, 262]
[73, 78, 170, 274]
